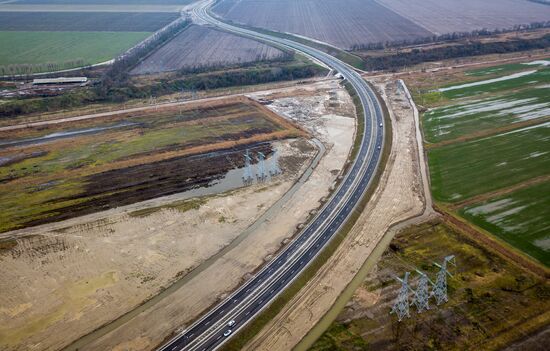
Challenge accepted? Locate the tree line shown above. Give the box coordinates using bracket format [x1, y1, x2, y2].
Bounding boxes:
[96, 17, 192, 98]
[0, 59, 87, 77]
[360, 34, 550, 71]
[0, 62, 325, 119]
[350, 21, 550, 51]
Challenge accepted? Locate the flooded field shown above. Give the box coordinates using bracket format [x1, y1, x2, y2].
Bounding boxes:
[0, 96, 305, 232]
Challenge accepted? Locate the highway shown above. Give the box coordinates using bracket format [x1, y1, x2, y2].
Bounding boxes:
[159, 1, 385, 350]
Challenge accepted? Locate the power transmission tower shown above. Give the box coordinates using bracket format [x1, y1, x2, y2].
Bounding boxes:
[242, 149, 253, 185]
[412, 270, 433, 313]
[432, 255, 456, 305]
[269, 150, 281, 177]
[256, 152, 267, 182]
[390, 272, 411, 322]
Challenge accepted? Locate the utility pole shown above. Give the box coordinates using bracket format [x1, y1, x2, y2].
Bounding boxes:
[269, 150, 282, 177]
[256, 152, 267, 182]
[242, 149, 253, 185]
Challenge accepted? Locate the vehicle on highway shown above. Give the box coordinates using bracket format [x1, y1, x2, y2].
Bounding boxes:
[227, 320, 235, 327]
[223, 330, 232, 337]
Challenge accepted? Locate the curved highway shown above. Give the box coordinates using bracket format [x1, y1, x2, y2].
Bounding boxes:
[159, 1, 385, 350]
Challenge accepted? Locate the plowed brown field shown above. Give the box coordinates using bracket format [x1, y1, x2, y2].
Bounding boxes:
[377, 0, 550, 35]
[131, 25, 286, 75]
[213, 0, 432, 49]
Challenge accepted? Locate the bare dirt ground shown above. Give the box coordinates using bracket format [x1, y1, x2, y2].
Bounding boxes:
[0, 80, 356, 351]
[131, 25, 286, 75]
[242, 78, 430, 350]
[376, 0, 550, 35]
[0, 139, 310, 351]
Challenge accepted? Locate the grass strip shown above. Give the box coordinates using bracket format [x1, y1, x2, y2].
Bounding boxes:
[221, 80, 392, 350]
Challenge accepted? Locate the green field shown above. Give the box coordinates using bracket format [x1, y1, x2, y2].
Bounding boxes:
[423, 87, 550, 143]
[439, 66, 550, 99]
[428, 122, 550, 202]
[418, 58, 550, 267]
[460, 181, 550, 267]
[311, 220, 550, 350]
[0, 12, 178, 32]
[464, 61, 544, 77]
[0, 31, 149, 71]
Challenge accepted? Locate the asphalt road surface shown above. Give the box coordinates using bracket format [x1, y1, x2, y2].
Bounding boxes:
[159, 2, 386, 350]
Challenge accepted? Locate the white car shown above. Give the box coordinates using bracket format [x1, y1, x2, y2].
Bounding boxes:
[227, 320, 236, 327]
[223, 329, 232, 337]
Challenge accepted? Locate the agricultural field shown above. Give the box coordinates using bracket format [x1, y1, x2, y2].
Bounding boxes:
[377, 0, 550, 35]
[0, 0, 194, 12]
[13, 0, 193, 3]
[429, 121, 550, 202]
[0, 31, 149, 68]
[131, 25, 288, 75]
[460, 181, 550, 266]
[0, 97, 305, 232]
[311, 220, 550, 351]
[0, 9, 184, 72]
[412, 57, 550, 267]
[422, 60, 550, 143]
[213, 0, 431, 49]
[0, 11, 178, 31]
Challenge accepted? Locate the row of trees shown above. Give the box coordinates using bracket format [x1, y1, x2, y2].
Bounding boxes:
[0, 59, 87, 77]
[176, 50, 295, 75]
[361, 34, 550, 71]
[0, 62, 324, 119]
[350, 21, 550, 51]
[96, 17, 191, 98]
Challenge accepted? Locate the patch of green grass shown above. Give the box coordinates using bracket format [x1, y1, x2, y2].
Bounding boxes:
[428, 122, 550, 202]
[311, 220, 550, 351]
[460, 181, 550, 267]
[309, 322, 369, 351]
[0, 31, 150, 71]
[464, 58, 550, 77]
[439, 67, 550, 99]
[464, 60, 549, 77]
[128, 198, 206, 218]
[423, 86, 550, 143]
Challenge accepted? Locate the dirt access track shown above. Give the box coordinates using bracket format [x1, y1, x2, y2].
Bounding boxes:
[243, 78, 432, 350]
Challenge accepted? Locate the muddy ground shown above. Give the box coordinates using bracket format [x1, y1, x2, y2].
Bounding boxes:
[23, 142, 273, 228]
[0, 138, 313, 351]
[0, 96, 305, 233]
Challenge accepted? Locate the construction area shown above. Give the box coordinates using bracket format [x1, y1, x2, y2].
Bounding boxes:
[0, 78, 358, 351]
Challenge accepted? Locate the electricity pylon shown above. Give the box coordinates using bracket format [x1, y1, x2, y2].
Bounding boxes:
[242, 149, 253, 184]
[390, 272, 411, 321]
[432, 255, 456, 305]
[411, 270, 433, 313]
